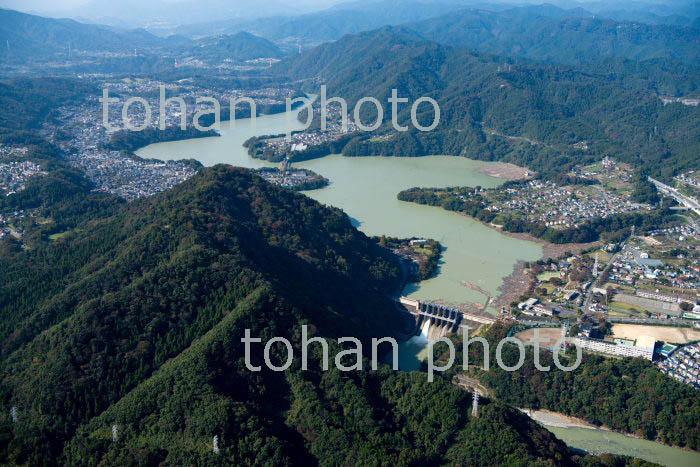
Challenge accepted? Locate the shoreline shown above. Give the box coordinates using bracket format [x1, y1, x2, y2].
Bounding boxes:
[470, 216, 599, 310]
[521, 408, 700, 455]
[494, 260, 533, 310]
[519, 408, 606, 430]
[476, 162, 533, 181]
[482, 222, 600, 260]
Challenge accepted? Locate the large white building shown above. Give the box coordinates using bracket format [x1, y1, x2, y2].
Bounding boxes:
[573, 335, 655, 361]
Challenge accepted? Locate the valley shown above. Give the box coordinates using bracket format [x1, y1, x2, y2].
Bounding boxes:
[1, 1, 700, 465]
[137, 107, 700, 466]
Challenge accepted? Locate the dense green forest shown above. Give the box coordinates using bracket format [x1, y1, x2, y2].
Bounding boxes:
[0, 78, 96, 131]
[173, 32, 282, 61]
[107, 126, 218, 153]
[411, 6, 700, 66]
[0, 166, 657, 465]
[440, 323, 700, 451]
[277, 27, 700, 183]
[0, 18, 697, 465]
[631, 174, 662, 205]
[397, 186, 677, 244]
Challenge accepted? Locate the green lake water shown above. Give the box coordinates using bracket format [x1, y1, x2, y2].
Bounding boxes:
[136, 110, 699, 466]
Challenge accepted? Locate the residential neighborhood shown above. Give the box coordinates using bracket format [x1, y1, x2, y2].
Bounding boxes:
[487, 167, 650, 228]
[37, 78, 301, 200]
[0, 158, 47, 197]
[658, 342, 700, 389]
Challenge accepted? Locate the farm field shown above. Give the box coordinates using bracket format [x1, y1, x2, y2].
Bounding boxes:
[611, 324, 700, 344]
[514, 327, 565, 350]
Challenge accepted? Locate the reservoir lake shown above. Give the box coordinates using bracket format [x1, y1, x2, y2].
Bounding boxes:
[136, 109, 700, 467]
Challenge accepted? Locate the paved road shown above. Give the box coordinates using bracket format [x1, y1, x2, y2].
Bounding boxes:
[649, 176, 700, 216]
[453, 374, 489, 397]
[582, 245, 626, 316]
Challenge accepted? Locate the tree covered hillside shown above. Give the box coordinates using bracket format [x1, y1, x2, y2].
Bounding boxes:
[411, 6, 700, 66]
[0, 166, 652, 466]
[0, 165, 396, 463]
[277, 27, 700, 182]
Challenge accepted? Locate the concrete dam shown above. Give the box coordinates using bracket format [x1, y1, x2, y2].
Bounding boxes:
[397, 297, 497, 339]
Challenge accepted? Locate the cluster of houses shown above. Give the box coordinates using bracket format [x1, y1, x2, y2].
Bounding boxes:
[0, 145, 28, 157]
[101, 81, 296, 130]
[0, 209, 29, 241]
[69, 151, 197, 201]
[649, 220, 700, 244]
[262, 105, 360, 158]
[608, 245, 699, 294]
[253, 165, 327, 191]
[658, 342, 700, 389]
[43, 89, 204, 200]
[675, 171, 700, 190]
[0, 159, 47, 197]
[490, 179, 647, 228]
[38, 78, 306, 201]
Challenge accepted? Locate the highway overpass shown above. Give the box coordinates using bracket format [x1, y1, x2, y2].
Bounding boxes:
[648, 177, 700, 217]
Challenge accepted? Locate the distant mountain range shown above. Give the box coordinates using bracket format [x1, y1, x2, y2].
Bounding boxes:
[169, 2, 700, 65]
[2, 3, 699, 67]
[409, 5, 700, 65]
[28, 0, 700, 31]
[37, 0, 321, 29]
[173, 0, 474, 46]
[0, 8, 172, 59]
[0, 8, 281, 64]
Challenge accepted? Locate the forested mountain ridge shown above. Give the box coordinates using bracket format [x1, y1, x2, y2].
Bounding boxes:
[171, 2, 700, 65]
[277, 27, 700, 182]
[181, 32, 283, 61]
[0, 165, 399, 463]
[0, 166, 654, 465]
[409, 5, 700, 65]
[0, 8, 281, 65]
[0, 8, 173, 61]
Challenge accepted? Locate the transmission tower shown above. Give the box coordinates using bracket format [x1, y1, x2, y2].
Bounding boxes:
[471, 391, 479, 417]
[592, 253, 599, 277]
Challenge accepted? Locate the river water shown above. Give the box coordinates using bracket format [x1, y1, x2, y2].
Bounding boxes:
[546, 426, 700, 467]
[136, 109, 699, 466]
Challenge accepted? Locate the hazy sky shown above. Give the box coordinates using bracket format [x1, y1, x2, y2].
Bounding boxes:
[0, 0, 345, 13]
[1, 0, 672, 15]
[0, 0, 683, 24]
[1, 0, 89, 10]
